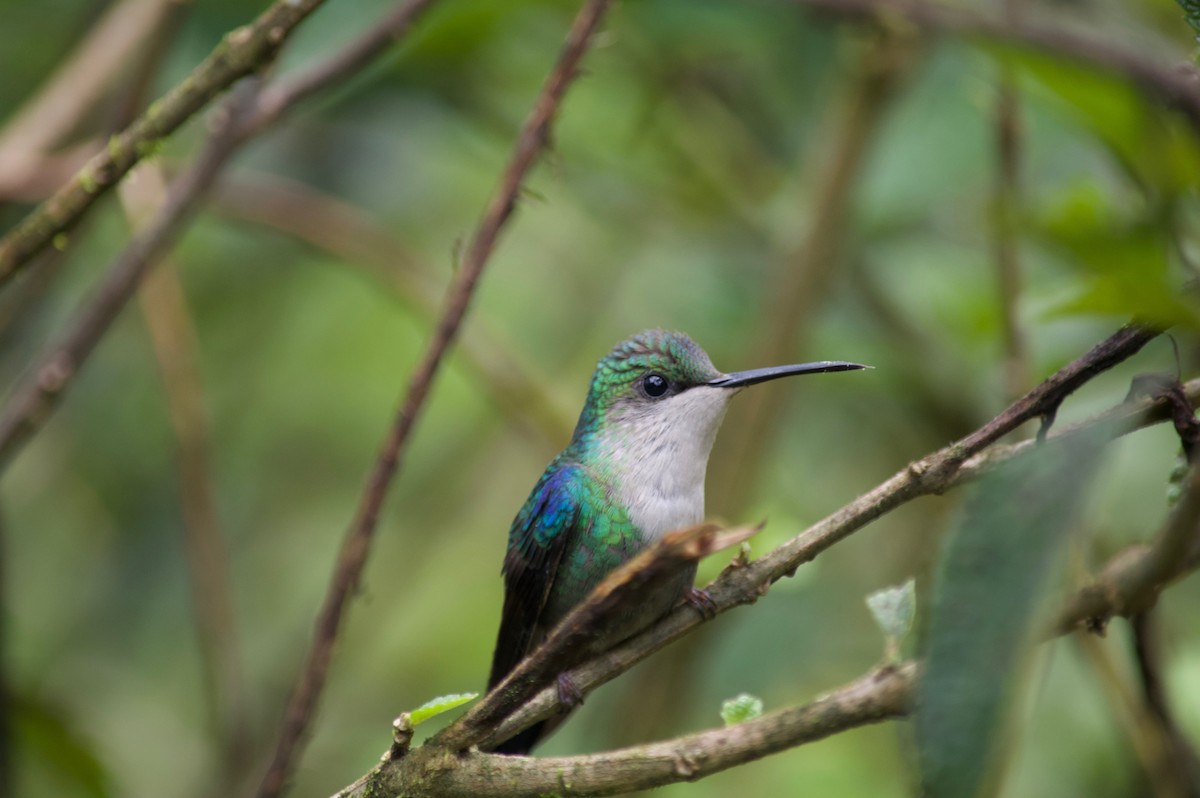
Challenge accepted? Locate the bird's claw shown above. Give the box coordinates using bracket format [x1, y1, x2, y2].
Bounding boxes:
[684, 586, 718, 620]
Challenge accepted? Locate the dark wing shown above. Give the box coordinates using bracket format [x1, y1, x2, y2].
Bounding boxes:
[488, 463, 587, 690]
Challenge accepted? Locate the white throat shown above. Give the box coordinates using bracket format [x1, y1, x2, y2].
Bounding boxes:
[592, 385, 733, 541]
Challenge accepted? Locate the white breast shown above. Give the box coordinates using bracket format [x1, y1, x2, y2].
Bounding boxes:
[593, 385, 732, 540]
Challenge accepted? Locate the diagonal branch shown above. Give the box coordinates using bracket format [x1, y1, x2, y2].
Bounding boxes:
[1051, 460, 1200, 636]
[253, 2, 616, 795]
[0, 0, 333, 286]
[0, 0, 439, 471]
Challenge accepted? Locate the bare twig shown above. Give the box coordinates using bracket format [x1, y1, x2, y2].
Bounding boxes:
[1131, 611, 1200, 796]
[208, 173, 575, 446]
[0, 84, 255, 469]
[790, 0, 1200, 133]
[120, 163, 249, 789]
[0, 0, 176, 164]
[337, 663, 916, 798]
[1052, 461, 1200, 635]
[252, 3, 615, 795]
[992, 54, 1028, 400]
[0, 0, 330, 285]
[0, 0, 440, 471]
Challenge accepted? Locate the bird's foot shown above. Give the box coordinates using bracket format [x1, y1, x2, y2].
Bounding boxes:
[556, 673, 584, 710]
[684, 586, 718, 620]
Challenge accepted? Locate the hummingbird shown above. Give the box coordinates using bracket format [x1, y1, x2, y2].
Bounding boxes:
[488, 329, 866, 754]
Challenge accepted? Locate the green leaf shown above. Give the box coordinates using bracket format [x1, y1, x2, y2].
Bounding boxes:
[916, 433, 1104, 797]
[13, 692, 112, 798]
[866, 578, 916, 641]
[408, 692, 479, 726]
[720, 693, 764, 726]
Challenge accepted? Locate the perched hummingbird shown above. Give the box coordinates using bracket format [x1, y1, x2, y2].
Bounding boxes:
[488, 329, 866, 754]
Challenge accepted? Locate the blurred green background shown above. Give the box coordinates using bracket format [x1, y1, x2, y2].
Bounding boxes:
[1, 0, 1199, 796]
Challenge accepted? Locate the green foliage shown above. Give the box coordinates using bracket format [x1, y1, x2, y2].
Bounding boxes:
[408, 692, 479, 727]
[916, 434, 1106, 797]
[720, 694, 764, 726]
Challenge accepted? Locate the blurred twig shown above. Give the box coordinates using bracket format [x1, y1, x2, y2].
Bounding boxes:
[252, 2, 615, 795]
[791, 0, 1200, 132]
[0, 0, 177, 172]
[1052, 461, 1200, 635]
[0, 85, 253, 469]
[1132, 611, 1200, 797]
[119, 164, 250, 791]
[992, 16, 1029, 401]
[714, 25, 917, 516]
[208, 173, 575, 446]
[0, 0, 438, 470]
[0, 0, 331, 286]
[1075, 631, 1194, 798]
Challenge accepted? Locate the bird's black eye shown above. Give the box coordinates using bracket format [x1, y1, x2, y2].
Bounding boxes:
[642, 373, 669, 398]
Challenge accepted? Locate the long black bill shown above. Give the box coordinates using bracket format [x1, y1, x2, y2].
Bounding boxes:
[708, 360, 869, 389]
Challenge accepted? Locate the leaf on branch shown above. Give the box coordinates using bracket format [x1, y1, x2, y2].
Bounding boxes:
[408, 692, 479, 727]
[916, 431, 1106, 798]
[720, 693, 764, 726]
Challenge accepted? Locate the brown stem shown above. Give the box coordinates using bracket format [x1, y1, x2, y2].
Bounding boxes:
[0, 0, 332, 285]
[0, 83, 255, 469]
[252, 2, 615, 795]
[340, 663, 916, 798]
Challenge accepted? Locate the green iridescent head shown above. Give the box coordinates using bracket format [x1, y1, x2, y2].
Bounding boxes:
[569, 330, 720, 438]
[568, 329, 868, 447]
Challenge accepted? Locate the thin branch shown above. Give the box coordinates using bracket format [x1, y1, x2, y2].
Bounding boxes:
[1131, 611, 1200, 796]
[0, 0, 440, 471]
[207, 173, 575, 446]
[0, 83, 255, 469]
[338, 663, 916, 798]
[121, 163, 249, 789]
[1051, 461, 1200, 635]
[252, 3, 615, 795]
[790, 0, 1200, 134]
[0, 0, 330, 286]
[0, 0, 176, 163]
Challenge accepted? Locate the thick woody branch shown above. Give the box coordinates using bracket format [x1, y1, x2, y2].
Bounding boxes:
[0, 0, 331, 285]
[338, 663, 916, 798]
